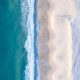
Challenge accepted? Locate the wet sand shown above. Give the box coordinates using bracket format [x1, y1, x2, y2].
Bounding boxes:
[37, 0, 50, 80]
[37, 0, 77, 80]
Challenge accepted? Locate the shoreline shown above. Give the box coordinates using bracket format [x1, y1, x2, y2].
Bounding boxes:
[33, 0, 38, 80]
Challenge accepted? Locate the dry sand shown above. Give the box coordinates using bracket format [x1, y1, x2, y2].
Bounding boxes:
[37, 0, 77, 80]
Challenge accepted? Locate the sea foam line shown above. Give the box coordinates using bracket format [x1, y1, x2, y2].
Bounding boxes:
[21, 0, 35, 80]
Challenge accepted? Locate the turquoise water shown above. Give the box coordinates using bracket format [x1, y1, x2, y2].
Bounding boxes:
[0, 0, 38, 80]
[0, 0, 26, 80]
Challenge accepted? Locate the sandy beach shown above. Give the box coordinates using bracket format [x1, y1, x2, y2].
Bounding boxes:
[37, 0, 77, 80]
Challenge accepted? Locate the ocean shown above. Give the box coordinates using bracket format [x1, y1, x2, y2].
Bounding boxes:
[0, 0, 38, 80]
[0, 0, 80, 80]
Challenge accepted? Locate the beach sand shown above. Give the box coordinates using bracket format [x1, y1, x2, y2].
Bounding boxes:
[37, 0, 77, 80]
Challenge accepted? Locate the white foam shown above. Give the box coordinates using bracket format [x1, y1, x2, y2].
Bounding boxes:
[21, 0, 35, 80]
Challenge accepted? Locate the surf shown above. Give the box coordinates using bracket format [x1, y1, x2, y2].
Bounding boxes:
[21, 0, 38, 80]
[20, 0, 38, 80]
